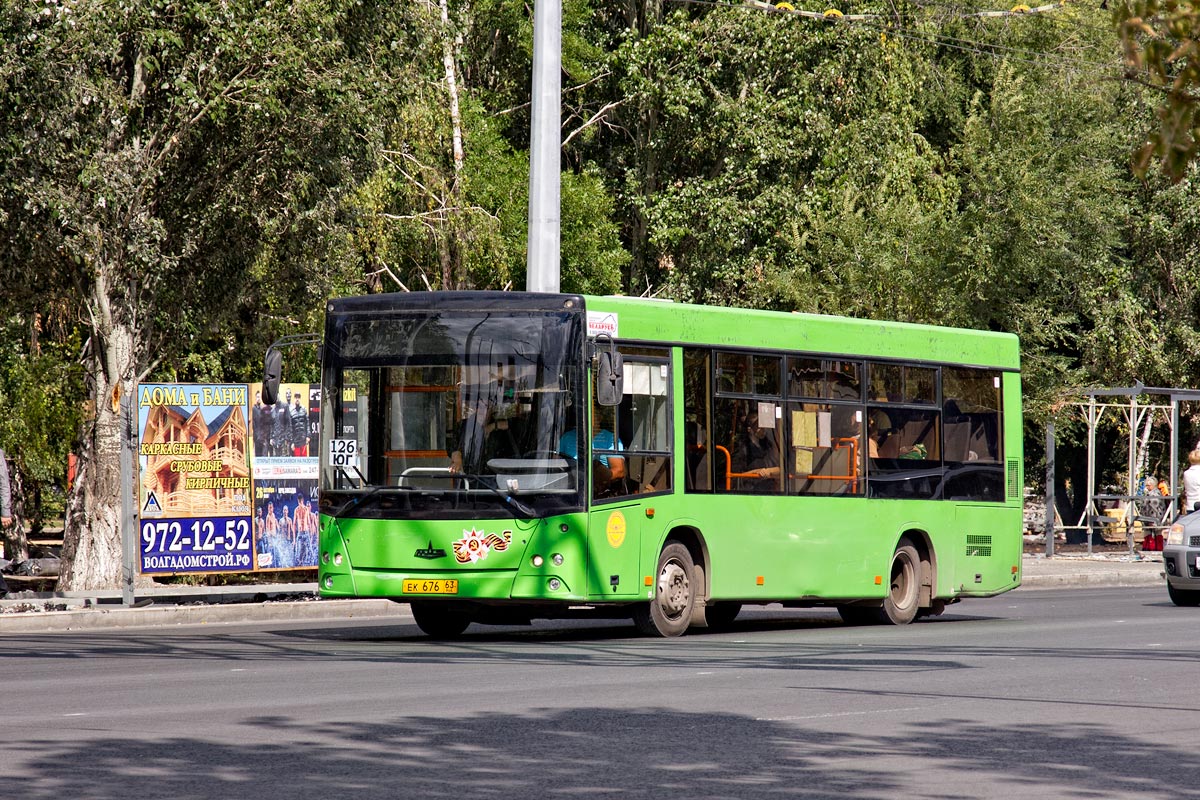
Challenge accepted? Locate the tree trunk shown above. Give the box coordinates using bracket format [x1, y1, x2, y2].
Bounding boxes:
[436, 0, 466, 290]
[58, 301, 137, 590]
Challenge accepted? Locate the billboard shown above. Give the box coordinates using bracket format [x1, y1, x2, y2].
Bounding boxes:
[136, 381, 321, 575]
[136, 384, 255, 574]
[249, 382, 319, 571]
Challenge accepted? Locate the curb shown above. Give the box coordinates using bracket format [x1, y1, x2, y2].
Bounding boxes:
[0, 598, 407, 634]
[1019, 572, 1164, 589]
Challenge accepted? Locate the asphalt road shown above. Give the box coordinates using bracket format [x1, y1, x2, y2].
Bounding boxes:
[2, 585, 1196, 800]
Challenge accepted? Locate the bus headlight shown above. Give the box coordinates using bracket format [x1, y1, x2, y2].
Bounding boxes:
[532, 554, 544, 567]
[333, 552, 343, 566]
[548, 578, 561, 591]
[1168, 524, 1185, 546]
[551, 553, 564, 566]
[323, 576, 334, 589]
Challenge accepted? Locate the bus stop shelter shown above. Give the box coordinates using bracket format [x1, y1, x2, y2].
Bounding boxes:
[1044, 384, 1200, 556]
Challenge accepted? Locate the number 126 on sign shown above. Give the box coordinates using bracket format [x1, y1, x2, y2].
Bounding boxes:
[329, 438, 358, 467]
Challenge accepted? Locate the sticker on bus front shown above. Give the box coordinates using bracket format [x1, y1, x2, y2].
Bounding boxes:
[452, 527, 512, 563]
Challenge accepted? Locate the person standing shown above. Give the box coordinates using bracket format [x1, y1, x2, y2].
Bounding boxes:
[1183, 450, 1200, 516]
[272, 391, 292, 456]
[290, 393, 310, 457]
[1, 449, 12, 597]
[0, 448, 11, 531]
[252, 391, 271, 459]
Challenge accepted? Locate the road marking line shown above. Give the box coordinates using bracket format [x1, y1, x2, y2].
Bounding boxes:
[757, 705, 932, 722]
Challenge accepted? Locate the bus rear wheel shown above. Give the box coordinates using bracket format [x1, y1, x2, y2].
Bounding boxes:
[410, 602, 471, 638]
[837, 540, 921, 626]
[882, 540, 921, 625]
[633, 542, 695, 637]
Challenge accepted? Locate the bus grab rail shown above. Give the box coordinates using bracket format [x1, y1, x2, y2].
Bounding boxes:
[715, 438, 859, 492]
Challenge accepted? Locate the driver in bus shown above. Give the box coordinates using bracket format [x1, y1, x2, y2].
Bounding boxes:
[448, 396, 527, 474]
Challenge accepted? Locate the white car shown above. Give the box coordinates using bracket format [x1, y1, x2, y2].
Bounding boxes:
[1164, 512, 1200, 605]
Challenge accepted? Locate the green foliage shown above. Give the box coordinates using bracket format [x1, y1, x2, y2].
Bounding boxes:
[1113, 0, 1200, 181]
[341, 0, 624, 295]
[0, 318, 86, 518]
[0, 0, 403, 384]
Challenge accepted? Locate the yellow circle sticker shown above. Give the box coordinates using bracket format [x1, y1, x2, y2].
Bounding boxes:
[606, 510, 627, 548]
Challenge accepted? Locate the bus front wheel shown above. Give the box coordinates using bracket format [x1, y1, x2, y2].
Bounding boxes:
[410, 601, 471, 638]
[633, 542, 695, 637]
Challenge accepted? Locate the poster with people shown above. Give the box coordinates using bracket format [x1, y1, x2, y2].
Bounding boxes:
[136, 384, 255, 574]
[252, 478, 319, 570]
[249, 382, 320, 571]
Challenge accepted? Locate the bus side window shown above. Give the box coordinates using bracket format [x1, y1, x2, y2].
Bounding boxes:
[593, 352, 673, 501]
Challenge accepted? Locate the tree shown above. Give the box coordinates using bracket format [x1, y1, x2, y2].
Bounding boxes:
[0, 1, 402, 589]
[346, 0, 626, 295]
[1114, 0, 1200, 181]
[0, 315, 86, 560]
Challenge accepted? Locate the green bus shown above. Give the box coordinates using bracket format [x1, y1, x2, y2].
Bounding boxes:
[297, 291, 1022, 637]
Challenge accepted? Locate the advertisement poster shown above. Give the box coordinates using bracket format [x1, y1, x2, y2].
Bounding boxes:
[249, 382, 320, 571]
[136, 383, 255, 574]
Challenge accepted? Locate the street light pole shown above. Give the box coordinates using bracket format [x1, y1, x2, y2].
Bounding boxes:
[526, 0, 561, 294]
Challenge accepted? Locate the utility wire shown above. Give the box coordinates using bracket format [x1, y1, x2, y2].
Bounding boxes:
[663, 0, 1128, 77]
[907, 0, 1118, 37]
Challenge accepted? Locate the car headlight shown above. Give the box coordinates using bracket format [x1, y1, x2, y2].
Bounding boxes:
[1168, 524, 1185, 546]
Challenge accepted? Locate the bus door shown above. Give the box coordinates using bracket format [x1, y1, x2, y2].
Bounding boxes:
[584, 348, 673, 598]
[587, 503, 642, 598]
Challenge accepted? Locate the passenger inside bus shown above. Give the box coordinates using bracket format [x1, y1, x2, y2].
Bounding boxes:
[684, 421, 710, 491]
[733, 411, 781, 488]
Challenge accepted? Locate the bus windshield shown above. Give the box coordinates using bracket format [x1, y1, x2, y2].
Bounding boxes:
[319, 308, 586, 518]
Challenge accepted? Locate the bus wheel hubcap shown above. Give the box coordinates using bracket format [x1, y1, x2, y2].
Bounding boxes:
[658, 560, 690, 618]
[892, 554, 915, 607]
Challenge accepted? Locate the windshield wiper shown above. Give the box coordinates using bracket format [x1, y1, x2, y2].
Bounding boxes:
[334, 486, 388, 517]
[451, 474, 536, 519]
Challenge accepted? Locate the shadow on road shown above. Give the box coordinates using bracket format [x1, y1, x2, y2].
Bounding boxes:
[8, 703, 1200, 799]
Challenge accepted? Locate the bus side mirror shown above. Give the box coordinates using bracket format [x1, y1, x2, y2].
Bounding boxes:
[596, 350, 623, 407]
[263, 348, 282, 406]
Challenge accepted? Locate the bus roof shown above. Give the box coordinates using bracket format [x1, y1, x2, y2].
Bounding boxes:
[323, 291, 1019, 371]
[583, 294, 1020, 370]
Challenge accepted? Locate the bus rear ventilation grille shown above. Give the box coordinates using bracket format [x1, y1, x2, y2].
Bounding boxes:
[1007, 459, 1020, 500]
[966, 534, 993, 557]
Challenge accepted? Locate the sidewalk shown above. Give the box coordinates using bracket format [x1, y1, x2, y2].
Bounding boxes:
[0, 553, 1168, 634]
[1019, 550, 1165, 589]
[0, 582, 406, 634]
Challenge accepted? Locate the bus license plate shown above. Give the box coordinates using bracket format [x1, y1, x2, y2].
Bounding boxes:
[403, 579, 458, 595]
